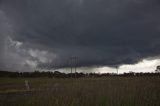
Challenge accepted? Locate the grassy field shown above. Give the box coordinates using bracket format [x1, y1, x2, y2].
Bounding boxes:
[0, 76, 160, 106]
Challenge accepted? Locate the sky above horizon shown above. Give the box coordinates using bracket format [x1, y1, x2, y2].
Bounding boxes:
[0, 0, 160, 73]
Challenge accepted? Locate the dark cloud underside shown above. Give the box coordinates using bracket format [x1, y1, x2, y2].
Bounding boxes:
[0, 0, 160, 71]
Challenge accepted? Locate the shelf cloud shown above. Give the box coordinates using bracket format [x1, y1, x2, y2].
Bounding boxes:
[0, 0, 160, 71]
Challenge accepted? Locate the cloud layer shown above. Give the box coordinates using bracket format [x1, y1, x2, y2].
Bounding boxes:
[0, 0, 160, 71]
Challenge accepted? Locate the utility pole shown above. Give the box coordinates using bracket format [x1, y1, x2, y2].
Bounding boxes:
[69, 56, 78, 78]
[70, 57, 73, 78]
[74, 57, 78, 78]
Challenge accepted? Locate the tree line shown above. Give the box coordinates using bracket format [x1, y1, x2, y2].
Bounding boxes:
[0, 70, 159, 78]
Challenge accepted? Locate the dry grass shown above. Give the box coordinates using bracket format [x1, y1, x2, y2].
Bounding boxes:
[0, 76, 160, 106]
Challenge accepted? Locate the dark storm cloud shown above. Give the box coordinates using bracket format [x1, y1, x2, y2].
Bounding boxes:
[1, 0, 160, 70]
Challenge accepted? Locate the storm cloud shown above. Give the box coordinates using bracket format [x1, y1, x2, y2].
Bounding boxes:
[0, 0, 160, 71]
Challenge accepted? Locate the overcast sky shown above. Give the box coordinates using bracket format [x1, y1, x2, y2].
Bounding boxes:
[0, 0, 160, 73]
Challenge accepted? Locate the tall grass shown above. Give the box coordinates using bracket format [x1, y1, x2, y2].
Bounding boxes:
[0, 77, 160, 106]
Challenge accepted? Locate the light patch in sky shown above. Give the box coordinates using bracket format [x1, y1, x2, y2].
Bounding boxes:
[29, 49, 56, 63]
[57, 59, 159, 74]
[94, 59, 159, 74]
[25, 60, 37, 68]
[7, 36, 22, 49]
[119, 59, 160, 73]
[2, 37, 58, 72]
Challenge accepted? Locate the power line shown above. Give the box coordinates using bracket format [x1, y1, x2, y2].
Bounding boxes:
[69, 56, 78, 78]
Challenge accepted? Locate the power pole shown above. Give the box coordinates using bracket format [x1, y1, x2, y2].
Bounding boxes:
[69, 56, 78, 78]
[70, 57, 73, 78]
[74, 57, 78, 78]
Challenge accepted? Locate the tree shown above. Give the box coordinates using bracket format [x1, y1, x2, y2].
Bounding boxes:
[155, 66, 160, 73]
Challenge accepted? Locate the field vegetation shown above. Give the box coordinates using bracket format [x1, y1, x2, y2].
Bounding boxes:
[0, 76, 160, 106]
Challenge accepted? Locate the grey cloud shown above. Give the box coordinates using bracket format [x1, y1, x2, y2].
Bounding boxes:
[0, 0, 160, 71]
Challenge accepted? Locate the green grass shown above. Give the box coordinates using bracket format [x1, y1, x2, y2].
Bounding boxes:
[0, 77, 160, 106]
